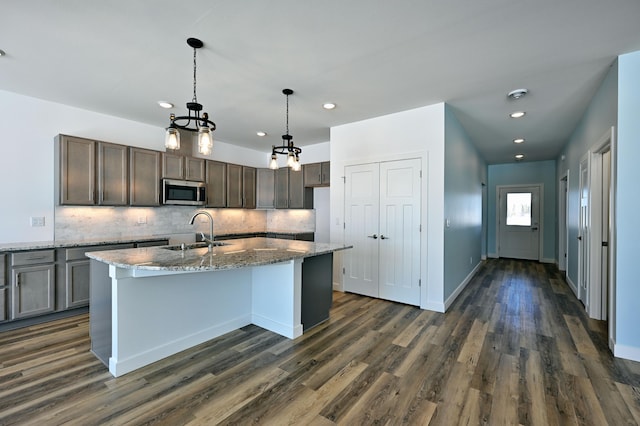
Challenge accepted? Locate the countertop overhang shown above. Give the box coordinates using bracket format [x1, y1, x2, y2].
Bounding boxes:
[86, 237, 351, 272]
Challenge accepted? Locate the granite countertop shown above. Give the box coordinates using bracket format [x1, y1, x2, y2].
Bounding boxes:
[0, 236, 168, 253]
[86, 237, 351, 272]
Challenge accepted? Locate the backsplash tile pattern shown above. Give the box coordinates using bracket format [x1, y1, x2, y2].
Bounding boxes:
[54, 206, 315, 241]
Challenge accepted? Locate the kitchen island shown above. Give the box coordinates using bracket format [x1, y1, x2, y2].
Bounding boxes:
[86, 237, 350, 377]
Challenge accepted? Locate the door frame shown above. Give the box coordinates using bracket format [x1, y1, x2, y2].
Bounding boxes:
[586, 128, 616, 334]
[558, 171, 569, 274]
[495, 183, 544, 261]
[578, 153, 590, 307]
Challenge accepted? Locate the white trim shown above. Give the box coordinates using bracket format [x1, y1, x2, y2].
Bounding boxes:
[540, 258, 555, 264]
[487, 252, 498, 259]
[566, 275, 578, 297]
[444, 260, 484, 311]
[558, 171, 569, 272]
[613, 343, 640, 363]
[422, 301, 445, 313]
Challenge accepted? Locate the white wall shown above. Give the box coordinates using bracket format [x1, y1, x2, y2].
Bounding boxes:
[330, 103, 445, 311]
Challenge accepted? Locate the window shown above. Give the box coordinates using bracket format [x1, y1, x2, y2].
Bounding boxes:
[506, 192, 532, 226]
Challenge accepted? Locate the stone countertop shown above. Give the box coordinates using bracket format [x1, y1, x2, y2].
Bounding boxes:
[0, 236, 169, 253]
[86, 237, 351, 272]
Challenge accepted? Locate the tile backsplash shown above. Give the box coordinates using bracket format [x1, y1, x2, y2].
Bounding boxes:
[54, 206, 315, 241]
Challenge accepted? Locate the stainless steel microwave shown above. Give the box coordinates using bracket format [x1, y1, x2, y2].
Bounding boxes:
[162, 179, 207, 206]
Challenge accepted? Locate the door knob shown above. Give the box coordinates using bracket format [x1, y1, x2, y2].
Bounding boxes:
[531, 227, 538, 230]
[577, 236, 582, 241]
[368, 234, 378, 239]
[380, 235, 388, 240]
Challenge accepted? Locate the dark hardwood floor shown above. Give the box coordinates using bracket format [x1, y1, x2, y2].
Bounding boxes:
[2, 258, 640, 425]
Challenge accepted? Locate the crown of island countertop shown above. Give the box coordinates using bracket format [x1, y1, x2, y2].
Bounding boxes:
[86, 237, 351, 272]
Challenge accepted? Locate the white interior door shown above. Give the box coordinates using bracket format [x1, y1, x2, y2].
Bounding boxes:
[378, 159, 421, 305]
[578, 156, 589, 306]
[601, 149, 611, 320]
[558, 175, 568, 273]
[344, 163, 380, 298]
[498, 186, 540, 260]
[344, 159, 421, 306]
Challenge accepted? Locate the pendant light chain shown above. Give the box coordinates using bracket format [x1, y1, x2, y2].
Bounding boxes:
[285, 91, 289, 138]
[192, 47, 198, 104]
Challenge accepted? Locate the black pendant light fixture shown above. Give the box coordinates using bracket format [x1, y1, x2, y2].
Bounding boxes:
[165, 38, 216, 155]
[269, 89, 301, 171]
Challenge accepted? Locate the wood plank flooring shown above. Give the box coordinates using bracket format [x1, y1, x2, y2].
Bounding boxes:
[2, 258, 640, 425]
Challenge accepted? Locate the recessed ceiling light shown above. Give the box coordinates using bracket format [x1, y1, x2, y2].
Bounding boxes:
[510, 111, 526, 118]
[256, 131, 267, 137]
[507, 88, 528, 99]
[515, 154, 525, 159]
[323, 103, 336, 110]
[513, 138, 525, 144]
[157, 101, 174, 109]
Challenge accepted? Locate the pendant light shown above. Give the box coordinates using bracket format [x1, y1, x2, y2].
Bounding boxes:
[165, 38, 216, 155]
[269, 89, 302, 170]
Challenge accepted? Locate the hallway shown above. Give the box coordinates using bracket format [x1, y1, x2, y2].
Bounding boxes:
[1, 259, 639, 424]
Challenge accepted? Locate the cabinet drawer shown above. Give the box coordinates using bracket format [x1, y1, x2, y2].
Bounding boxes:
[12, 250, 55, 266]
[66, 244, 134, 261]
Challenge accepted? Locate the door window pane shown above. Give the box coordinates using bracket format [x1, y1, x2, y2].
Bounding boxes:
[506, 193, 532, 226]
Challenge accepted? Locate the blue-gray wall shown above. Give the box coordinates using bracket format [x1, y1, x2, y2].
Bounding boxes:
[616, 51, 640, 352]
[444, 106, 486, 301]
[557, 61, 618, 289]
[487, 160, 557, 261]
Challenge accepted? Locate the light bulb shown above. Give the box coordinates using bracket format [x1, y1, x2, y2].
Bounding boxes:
[198, 126, 213, 155]
[269, 153, 279, 170]
[165, 127, 180, 150]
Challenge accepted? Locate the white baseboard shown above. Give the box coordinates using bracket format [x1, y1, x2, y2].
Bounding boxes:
[566, 275, 578, 297]
[488, 253, 498, 259]
[252, 313, 303, 339]
[540, 257, 555, 264]
[444, 261, 484, 311]
[422, 301, 445, 313]
[481, 255, 487, 260]
[614, 343, 640, 362]
[109, 314, 251, 377]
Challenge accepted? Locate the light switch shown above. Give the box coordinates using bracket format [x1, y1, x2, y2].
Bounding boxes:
[30, 216, 45, 227]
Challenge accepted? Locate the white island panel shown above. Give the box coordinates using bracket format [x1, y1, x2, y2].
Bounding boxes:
[251, 259, 303, 339]
[109, 266, 252, 377]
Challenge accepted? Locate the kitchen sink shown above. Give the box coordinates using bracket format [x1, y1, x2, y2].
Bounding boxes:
[163, 242, 228, 251]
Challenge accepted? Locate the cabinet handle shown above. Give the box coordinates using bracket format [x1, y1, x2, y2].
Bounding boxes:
[27, 256, 47, 261]
[16, 273, 20, 287]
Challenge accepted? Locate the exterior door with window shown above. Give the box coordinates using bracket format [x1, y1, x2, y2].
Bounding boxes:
[498, 186, 540, 260]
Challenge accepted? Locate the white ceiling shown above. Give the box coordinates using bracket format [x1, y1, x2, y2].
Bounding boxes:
[2, 0, 639, 164]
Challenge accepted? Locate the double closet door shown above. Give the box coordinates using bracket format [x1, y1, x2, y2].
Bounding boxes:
[344, 159, 421, 306]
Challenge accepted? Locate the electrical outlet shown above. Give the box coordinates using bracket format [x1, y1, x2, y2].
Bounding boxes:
[137, 216, 147, 224]
[30, 216, 45, 227]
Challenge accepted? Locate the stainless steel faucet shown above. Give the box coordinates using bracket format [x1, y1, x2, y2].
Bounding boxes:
[189, 210, 214, 245]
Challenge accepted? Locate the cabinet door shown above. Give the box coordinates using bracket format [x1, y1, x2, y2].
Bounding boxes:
[57, 135, 95, 205]
[321, 161, 331, 185]
[226, 163, 243, 208]
[186, 157, 205, 181]
[288, 169, 305, 208]
[0, 287, 6, 322]
[256, 168, 275, 209]
[206, 161, 227, 207]
[98, 142, 128, 205]
[162, 152, 184, 179]
[130, 148, 161, 206]
[303, 163, 322, 187]
[242, 166, 256, 209]
[275, 168, 290, 208]
[65, 260, 90, 308]
[12, 264, 56, 319]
